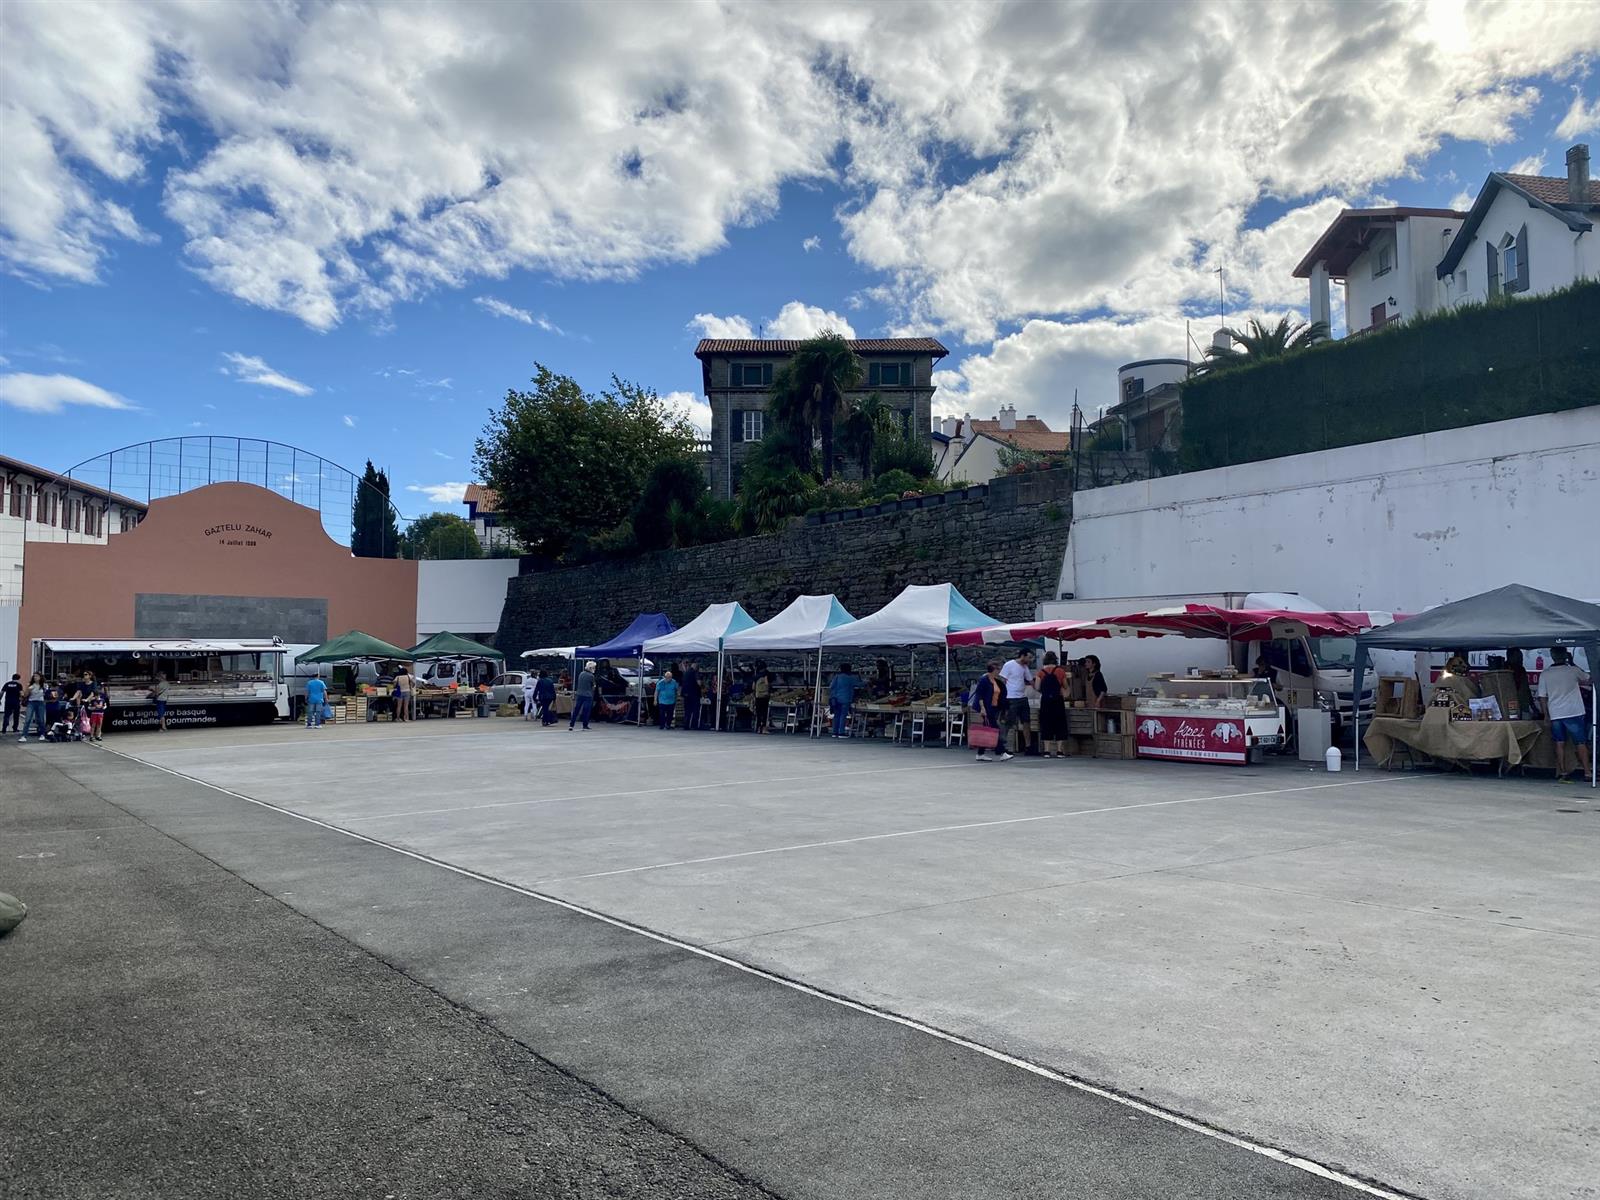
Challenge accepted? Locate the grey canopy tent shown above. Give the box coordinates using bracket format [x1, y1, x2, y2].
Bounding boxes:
[1352, 584, 1599, 786]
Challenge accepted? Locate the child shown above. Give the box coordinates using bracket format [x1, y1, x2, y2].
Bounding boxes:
[86, 687, 107, 742]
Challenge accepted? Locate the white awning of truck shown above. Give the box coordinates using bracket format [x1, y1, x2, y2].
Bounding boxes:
[41, 639, 289, 655]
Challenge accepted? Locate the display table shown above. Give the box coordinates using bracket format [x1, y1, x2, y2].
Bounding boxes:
[1364, 708, 1551, 771]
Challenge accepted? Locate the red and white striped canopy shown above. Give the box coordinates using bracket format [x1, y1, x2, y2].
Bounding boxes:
[946, 605, 1378, 647]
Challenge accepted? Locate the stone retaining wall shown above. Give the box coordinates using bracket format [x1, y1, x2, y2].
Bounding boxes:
[496, 468, 1073, 662]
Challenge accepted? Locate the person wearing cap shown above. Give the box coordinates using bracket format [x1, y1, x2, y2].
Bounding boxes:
[1537, 647, 1592, 783]
[569, 659, 597, 731]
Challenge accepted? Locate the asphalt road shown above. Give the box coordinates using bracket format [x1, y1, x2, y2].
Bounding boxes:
[3, 740, 1394, 1199]
[0, 749, 771, 1200]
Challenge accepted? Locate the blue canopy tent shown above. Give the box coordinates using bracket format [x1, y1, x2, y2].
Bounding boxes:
[577, 613, 676, 724]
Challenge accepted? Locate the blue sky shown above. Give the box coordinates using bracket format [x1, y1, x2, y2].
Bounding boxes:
[2, 1, 1596, 520]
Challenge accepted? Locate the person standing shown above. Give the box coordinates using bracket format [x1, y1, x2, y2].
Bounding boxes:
[521, 672, 537, 721]
[1505, 648, 1535, 718]
[828, 662, 861, 738]
[391, 664, 414, 722]
[2, 673, 21, 735]
[86, 683, 107, 742]
[149, 673, 172, 732]
[534, 670, 557, 725]
[999, 649, 1035, 757]
[655, 669, 679, 730]
[304, 673, 328, 730]
[570, 660, 596, 731]
[970, 661, 1012, 762]
[681, 663, 702, 731]
[1036, 652, 1068, 757]
[1082, 655, 1109, 709]
[1537, 647, 1592, 783]
[17, 673, 48, 741]
[752, 662, 771, 734]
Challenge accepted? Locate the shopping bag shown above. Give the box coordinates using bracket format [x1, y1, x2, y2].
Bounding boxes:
[322, 703, 335, 721]
[967, 723, 999, 749]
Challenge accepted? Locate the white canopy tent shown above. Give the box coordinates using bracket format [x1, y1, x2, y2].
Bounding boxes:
[723, 594, 855, 651]
[818, 583, 997, 743]
[643, 602, 758, 730]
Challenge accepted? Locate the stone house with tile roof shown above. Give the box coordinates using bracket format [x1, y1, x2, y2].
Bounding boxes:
[693, 337, 948, 499]
[933, 407, 1069, 483]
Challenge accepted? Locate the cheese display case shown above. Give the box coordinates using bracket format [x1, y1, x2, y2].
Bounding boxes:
[1134, 674, 1286, 765]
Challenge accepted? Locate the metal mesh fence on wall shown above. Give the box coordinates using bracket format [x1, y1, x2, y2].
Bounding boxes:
[60, 437, 387, 548]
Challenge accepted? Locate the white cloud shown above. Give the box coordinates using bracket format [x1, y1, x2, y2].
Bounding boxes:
[0, 371, 135, 414]
[662, 389, 712, 437]
[4, 0, 1597, 350]
[1507, 152, 1547, 175]
[220, 352, 313, 396]
[406, 481, 470, 504]
[535, 315, 572, 337]
[689, 312, 756, 340]
[802, 235, 822, 252]
[690, 300, 855, 341]
[765, 300, 856, 339]
[1555, 90, 1600, 139]
[475, 295, 533, 324]
[433, 449, 453, 459]
[342, 414, 356, 427]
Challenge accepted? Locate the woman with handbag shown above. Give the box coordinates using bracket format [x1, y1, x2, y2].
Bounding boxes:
[969, 661, 1012, 763]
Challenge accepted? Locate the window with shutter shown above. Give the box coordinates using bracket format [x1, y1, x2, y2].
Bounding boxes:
[1485, 239, 1499, 296]
[1513, 224, 1530, 293]
[729, 408, 742, 445]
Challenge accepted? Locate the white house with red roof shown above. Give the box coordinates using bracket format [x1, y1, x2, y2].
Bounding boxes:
[1296, 143, 1596, 337]
[934, 406, 1070, 483]
[461, 484, 521, 554]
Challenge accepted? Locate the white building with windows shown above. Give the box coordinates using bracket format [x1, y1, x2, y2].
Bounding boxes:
[1, 453, 147, 678]
[1296, 143, 1597, 337]
[1437, 145, 1598, 306]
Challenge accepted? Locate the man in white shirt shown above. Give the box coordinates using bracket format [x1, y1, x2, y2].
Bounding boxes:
[1536, 647, 1592, 782]
[998, 649, 1035, 758]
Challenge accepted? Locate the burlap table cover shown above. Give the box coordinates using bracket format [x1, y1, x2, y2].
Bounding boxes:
[1364, 708, 1550, 768]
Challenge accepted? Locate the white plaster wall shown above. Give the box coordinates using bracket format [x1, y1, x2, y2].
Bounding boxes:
[0, 604, 18, 681]
[1343, 236, 1394, 332]
[416, 558, 520, 638]
[1443, 188, 1597, 305]
[1060, 407, 1600, 614]
[945, 436, 1004, 483]
[1118, 361, 1187, 394]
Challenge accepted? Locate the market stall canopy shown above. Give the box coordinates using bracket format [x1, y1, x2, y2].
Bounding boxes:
[822, 583, 996, 647]
[1352, 584, 1599, 782]
[723, 594, 856, 651]
[1353, 585, 1600, 652]
[40, 638, 288, 656]
[296, 630, 415, 664]
[576, 613, 676, 659]
[643, 602, 758, 654]
[408, 631, 504, 660]
[520, 646, 577, 659]
[1057, 604, 1377, 643]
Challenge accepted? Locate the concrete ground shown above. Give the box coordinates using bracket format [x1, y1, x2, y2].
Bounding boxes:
[8, 717, 1598, 1198]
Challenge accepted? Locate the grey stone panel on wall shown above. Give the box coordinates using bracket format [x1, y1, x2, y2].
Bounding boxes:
[135, 594, 328, 643]
[497, 467, 1074, 667]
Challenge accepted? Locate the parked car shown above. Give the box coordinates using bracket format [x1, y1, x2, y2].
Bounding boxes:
[486, 671, 532, 708]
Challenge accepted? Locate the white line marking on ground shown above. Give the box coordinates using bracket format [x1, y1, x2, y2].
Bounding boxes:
[94, 743, 1414, 1199]
[344, 761, 970, 822]
[556, 778, 1397, 882]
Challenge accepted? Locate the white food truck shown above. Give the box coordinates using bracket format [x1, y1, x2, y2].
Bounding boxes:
[31, 638, 290, 729]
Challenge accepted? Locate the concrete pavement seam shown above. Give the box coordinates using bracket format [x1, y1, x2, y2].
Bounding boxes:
[39, 748, 791, 1200]
[96, 742, 1428, 1200]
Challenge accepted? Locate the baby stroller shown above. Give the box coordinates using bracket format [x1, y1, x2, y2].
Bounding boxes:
[44, 701, 90, 743]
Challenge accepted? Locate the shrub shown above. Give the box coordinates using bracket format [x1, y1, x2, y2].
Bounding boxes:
[870, 428, 935, 477]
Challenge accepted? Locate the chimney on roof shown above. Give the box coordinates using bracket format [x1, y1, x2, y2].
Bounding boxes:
[940, 416, 959, 437]
[997, 404, 1017, 431]
[1568, 143, 1591, 205]
[1212, 328, 1233, 353]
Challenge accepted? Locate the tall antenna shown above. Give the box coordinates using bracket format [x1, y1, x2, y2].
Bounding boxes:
[1213, 267, 1227, 328]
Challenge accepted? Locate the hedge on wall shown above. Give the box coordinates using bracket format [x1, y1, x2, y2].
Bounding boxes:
[1178, 281, 1600, 471]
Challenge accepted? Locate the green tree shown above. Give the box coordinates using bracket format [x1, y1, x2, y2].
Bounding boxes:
[869, 426, 935, 477]
[351, 460, 400, 558]
[474, 364, 696, 558]
[401, 512, 483, 560]
[768, 332, 863, 480]
[630, 457, 708, 551]
[841, 391, 898, 477]
[1198, 314, 1328, 374]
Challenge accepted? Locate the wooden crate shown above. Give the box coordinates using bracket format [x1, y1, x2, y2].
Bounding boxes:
[1067, 710, 1096, 735]
[1475, 670, 1527, 719]
[1094, 732, 1136, 759]
[1374, 675, 1421, 719]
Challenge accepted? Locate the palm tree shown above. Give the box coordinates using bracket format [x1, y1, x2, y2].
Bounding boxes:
[1198, 314, 1329, 373]
[840, 391, 898, 477]
[768, 332, 864, 480]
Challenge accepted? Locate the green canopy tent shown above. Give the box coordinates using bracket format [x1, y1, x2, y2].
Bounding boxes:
[407, 631, 504, 661]
[296, 630, 415, 664]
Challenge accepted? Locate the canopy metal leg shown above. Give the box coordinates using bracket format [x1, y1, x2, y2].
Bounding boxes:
[944, 644, 951, 747]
